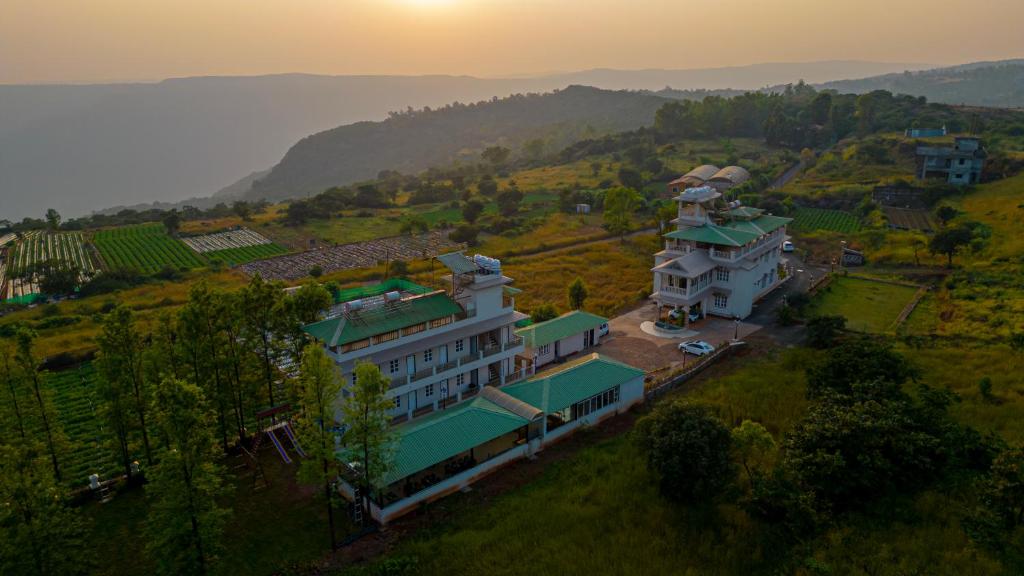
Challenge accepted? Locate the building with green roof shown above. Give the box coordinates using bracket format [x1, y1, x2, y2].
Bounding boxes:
[340, 353, 645, 524]
[653, 183, 792, 321]
[514, 310, 608, 370]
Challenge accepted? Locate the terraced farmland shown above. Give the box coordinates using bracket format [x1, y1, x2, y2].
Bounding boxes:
[94, 223, 204, 274]
[882, 206, 936, 232]
[182, 227, 289, 265]
[4, 231, 96, 299]
[791, 207, 862, 233]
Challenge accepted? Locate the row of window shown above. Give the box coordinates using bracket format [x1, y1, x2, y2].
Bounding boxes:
[385, 338, 468, 374]
[394, 372, 469, 409]
[568, 386, 620, 422]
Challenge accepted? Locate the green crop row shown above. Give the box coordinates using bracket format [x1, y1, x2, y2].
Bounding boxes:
[94, 224, 205, 274]
[791, 207, 862, 233]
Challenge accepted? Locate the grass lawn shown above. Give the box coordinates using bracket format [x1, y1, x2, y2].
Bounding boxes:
[807, 276, 920, 333]
[353, 347, 999, 576]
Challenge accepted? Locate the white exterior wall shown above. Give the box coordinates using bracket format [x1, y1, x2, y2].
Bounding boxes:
[542, 375, 644, 444]
[528, 330, 604, 370]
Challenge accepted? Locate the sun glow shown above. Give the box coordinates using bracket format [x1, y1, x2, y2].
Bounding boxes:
[402, 0, 457, 8]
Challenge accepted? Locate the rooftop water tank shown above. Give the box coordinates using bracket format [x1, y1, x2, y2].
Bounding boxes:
[384, 291, 401, 302]
[344, 299, 364, 313]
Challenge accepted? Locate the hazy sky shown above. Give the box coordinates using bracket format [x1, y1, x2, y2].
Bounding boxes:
[3, 0, 1023, 84]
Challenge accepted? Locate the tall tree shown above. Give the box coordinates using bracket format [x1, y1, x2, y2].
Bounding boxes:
[162, 209, 181, 236]
[294, 344, 344, 548]
[179, 282, 232, 452]
[98, 306, 153, 464]
[603, 186, 642, 240]
[14, 329, 65, 481]
[0, 445, 92, 575]
[0, 340, 27, 440]
[216, 292, 256, 444]
[145, 378, 229, 576]
[481, 145, 510, 167]
[341, 362, 396, 523]
[44, 208, 61, 231]
[279, 282, 333, 366]
[929, 224, 973, 268]
[567, 276, 588, 310]
[94, 357, 136, 481]
[241, 274, 284, 408]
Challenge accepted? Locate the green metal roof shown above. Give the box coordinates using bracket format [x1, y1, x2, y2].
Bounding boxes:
[437, 252, 478, 275]
[664, 225, 759, 248]
[502, 354, 645, 413]
[304, 291, 463, 347]
[515, 310, 608, 349]
[332, 277, 432, 304]
[665, 214, 791, 247]
[503, 286, 522, 295]
[382, 395, 529, 484]
[724, 215, 792, 236]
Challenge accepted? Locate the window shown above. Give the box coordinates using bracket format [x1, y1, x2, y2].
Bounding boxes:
[538, 344, 550, 356]
[455, 339, 464, 353]
[568, 386, 620, 421]
[456, 373, 465, 386]
[394, 395, 401, 409]
[714, 294, 728, 309]
[389, 359, 400, 374]
[425, 384, 434, 397]
[423, 349, 433, 363]
[716, 268, 730, 282]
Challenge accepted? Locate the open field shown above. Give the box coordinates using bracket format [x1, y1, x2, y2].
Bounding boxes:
[94, 223, 205, 273]
[882, 206, 936, 232]
[807, 275, 920, 333]
[791, 207, 862, 233]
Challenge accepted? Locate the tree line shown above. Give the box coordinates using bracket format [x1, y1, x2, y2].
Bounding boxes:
[1, 274, 398, 574]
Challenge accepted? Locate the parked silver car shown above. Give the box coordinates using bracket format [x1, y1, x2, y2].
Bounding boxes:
[678, 340, 715, 356]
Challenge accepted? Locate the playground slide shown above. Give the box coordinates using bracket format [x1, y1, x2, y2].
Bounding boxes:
[282, 423, 307, 458]
[267, 429, 292, 464]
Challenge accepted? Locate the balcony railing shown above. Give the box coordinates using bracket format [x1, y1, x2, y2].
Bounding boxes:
[504, 336, 523, 350]
[482, 345, 504, 358]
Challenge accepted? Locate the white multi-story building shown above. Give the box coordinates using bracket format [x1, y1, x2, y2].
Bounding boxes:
[651, 186, 791, 321]
[303, 252, 529, 422]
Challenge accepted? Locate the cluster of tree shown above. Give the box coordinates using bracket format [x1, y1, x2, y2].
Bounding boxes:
[929, 206, 991, 267]
[634, 337, 1019, 566]
[0, 201, 271, 236]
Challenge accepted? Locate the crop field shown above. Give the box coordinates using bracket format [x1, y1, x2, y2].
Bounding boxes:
[4, 231, 96, 299]
[94, 223, 204, 274]
[791, 207, 862, 233]
[882, 206, 936, 232]
[47, 364, 127, 486]
[204, 244, 289, 266]
[181, 227, 276, 253]
[808, 275, 920, 333]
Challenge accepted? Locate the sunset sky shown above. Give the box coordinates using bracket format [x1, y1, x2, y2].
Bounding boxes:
[3, 0, 1023, 84]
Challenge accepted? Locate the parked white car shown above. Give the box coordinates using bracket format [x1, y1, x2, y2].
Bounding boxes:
[678, 340, 715, 356]
[782, 240, 795, 253]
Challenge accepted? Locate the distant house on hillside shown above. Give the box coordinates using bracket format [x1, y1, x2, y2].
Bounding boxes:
[668, 165, 751, 194]
[915, 136, 986, 185]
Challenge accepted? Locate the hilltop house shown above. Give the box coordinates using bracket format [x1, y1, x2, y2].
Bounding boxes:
[515, 310, 608, 370]
[668, 164, 750, 194]
[338, 353, 645, 524]
[916, 136, 986, 185]
[303, 254, 530, 423]
[651, 185, 791, 322]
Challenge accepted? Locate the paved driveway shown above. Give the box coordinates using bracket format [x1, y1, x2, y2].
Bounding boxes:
[597, 254, 827, 372]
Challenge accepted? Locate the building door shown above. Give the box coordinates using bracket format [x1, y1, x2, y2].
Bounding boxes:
[439, 344, 448, 365]
[470, 336, 478, 354]
[554, 339, 561, 358]
[406, 354, 416, 377]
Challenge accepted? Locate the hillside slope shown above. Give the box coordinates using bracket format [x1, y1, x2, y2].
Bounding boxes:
[819, 60, 1024, 107]
[246, 86, 670, 201]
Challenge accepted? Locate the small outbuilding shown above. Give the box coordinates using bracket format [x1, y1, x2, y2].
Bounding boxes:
[515, 310, 608, 370]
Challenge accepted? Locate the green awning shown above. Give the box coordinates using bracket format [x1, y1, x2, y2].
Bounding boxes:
[514, 310, 608, 349]
[724, 215, 792, 236]
[502, 354, 644, 413]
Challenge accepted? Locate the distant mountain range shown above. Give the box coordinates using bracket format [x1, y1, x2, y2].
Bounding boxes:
[5, 59, 1020, 220]
[818, 60, 1024, 107]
